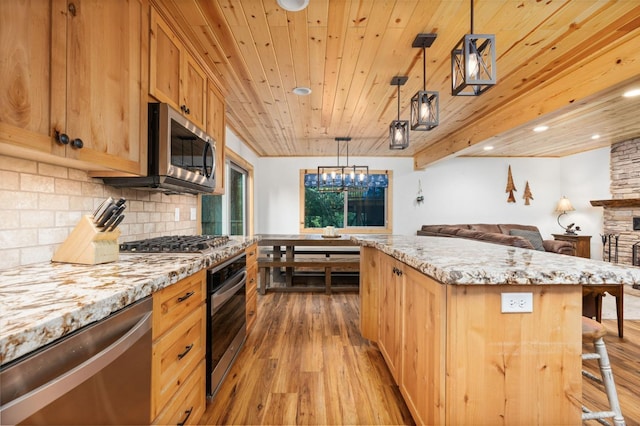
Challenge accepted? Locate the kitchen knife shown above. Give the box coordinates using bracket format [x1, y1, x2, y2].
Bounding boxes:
[92, 197, 113, 221]
[101, 205, 126, 230]
[107, 214, 125, 232]
[97, 204, 118, 228]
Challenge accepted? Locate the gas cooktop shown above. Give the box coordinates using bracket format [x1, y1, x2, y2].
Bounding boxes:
[119, 235, 230, 253]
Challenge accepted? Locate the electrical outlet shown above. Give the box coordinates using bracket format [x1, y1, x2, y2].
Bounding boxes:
[174, 207, 180, 222]
[501, 292, 533, 313]
[190, 207, 197, 221]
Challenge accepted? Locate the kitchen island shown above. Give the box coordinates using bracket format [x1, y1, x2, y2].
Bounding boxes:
[352, 235, 640, 425]
[0, 236, 257, 366]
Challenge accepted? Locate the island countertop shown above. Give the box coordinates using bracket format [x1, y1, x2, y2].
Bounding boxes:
[350, 234, 640, 285]
[0, 236, 257, 366]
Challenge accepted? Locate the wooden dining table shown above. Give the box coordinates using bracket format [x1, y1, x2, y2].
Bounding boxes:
[256, 234, 360, 294]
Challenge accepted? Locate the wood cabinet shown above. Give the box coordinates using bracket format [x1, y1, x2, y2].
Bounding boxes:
[150, 8, 207, 130]
[360, 248, 583, 424]
[246, 243, 258, 333]
[553, 234, 591, 258]
[207, 81, 226, 194]
[151, 270, 206, 425]
[359, 246, 379, 340]
[0, 0, 147, 175]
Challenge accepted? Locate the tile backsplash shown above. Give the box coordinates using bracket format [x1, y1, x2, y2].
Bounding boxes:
[0, 155, 199, 269]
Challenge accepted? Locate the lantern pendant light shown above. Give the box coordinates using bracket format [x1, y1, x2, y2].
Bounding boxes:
[451, 0, 496, 96]
[389, 76, 409, 150]
[410, 33, 439, 131]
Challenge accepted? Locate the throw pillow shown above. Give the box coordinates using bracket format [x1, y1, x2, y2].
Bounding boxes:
[509, 229, 545, 251]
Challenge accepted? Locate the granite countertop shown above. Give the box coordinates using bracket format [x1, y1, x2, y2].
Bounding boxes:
[351, 234, 640, 285]
[0, 236, 258, 366]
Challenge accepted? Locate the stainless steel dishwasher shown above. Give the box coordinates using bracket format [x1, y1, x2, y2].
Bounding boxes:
[0, 297, 152, 425]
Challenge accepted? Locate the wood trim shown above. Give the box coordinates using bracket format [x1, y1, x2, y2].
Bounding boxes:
[226, 147, 255, 236]
[590, 198, 640, 208]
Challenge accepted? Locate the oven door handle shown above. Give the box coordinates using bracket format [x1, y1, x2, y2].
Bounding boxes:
[212, 270, 247, 313]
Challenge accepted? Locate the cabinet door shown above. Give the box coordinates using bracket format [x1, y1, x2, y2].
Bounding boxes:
[65, 0, 146, 174]
[0, 0, 60, 155]
[207, 81, 226, 194]
[149, 8, 181, 109]
[378, 253, 402, 382]
[181, 53, 207, 130]
[400, 268, 446, 425]
[359, 246, 380, 340]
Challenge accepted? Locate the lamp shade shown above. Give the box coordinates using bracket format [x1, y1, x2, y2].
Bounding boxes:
[389, 120, 409, 150]
[555, 196, 575, 213]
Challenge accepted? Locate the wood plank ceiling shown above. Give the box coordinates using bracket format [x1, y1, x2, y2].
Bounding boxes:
[156, 0, 640, 168]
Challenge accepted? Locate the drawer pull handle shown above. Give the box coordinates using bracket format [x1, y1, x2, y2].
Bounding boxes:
[177, 407, 193, 426]
[177, 344, 194, 360]
[177, 291, 194, 303]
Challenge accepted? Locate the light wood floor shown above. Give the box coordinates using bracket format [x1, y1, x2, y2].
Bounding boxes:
[199, 293, 640, 426]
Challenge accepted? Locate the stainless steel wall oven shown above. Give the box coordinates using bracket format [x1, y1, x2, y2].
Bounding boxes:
[207, 252, 247, 398]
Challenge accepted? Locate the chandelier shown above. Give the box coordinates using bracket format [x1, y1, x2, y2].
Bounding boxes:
[317, 137, 369, 192]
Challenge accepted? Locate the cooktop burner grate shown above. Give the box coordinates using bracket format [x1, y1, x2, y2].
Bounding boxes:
[119, 235, 230, 253]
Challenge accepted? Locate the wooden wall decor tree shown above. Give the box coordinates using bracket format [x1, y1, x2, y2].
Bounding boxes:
[506, 165, 517, 203]
[523, 181, 533, 205]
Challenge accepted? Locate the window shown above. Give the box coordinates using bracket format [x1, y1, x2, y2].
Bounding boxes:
[202, 154, 252, 236]
[300, 170, 392, 233]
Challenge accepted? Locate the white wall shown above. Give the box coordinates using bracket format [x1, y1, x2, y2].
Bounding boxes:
[252, 148, 611, 259]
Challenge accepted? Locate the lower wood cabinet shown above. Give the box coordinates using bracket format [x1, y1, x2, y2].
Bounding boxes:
[246, 243, 258, 333]
[151, 270, 206, 424]
[360, 248, 582, 425]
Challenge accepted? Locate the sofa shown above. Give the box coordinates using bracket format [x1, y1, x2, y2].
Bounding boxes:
[417, 223, 575, 255]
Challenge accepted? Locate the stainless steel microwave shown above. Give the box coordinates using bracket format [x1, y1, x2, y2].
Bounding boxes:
[102, 103, 216, 194]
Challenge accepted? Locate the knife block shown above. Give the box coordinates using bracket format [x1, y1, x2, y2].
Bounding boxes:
[52, 215, 121, 265]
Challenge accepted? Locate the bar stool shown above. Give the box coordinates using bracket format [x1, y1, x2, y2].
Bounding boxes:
[581, 316, 625, 426]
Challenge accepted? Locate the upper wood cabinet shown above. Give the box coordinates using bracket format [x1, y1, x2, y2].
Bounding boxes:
[0, 0, 148, 175]
[207, 81, 226, 194]
[149, 8, 206, 130]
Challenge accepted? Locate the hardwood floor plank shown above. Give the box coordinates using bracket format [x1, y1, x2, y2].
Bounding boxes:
[199, 292, 413, 425]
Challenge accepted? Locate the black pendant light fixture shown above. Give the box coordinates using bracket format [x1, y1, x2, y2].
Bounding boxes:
[451, 0, 496, 96]
[389, 76, 409, 150]
[410, 33, 439, 131]
[317, 137, 369, 192]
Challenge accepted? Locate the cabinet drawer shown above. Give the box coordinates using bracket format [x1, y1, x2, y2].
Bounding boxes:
[153, 270, 205, 339]
[153, 360, 206, 425]
[246, 244, 257, 267]
[151, 304, 206, 419]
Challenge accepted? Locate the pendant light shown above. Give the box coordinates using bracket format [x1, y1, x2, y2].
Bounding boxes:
[389, 76, 409, 150]
[451, 0, 496, 96]
[317, 137, 369, 192]
[410, 34, 439, 131]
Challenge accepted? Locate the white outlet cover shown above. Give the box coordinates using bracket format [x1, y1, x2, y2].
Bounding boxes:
[174, 207, 180, 222]
[190, 207, 197, 220]
[501, 292, 533, 313]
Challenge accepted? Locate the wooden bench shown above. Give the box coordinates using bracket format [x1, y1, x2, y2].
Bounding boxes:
[257, 256, 359, 295]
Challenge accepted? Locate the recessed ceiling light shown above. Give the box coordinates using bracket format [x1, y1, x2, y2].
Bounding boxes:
[533, 125, 549, 132]
[483, 146, 494, 151]
[591, 134, 600, 140]
[293, 87, 312, 96]
[623, 88, 640, 98]
[277, 0, 309, 12]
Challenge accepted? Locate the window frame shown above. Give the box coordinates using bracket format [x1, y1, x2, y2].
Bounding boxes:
[299, 169, 393, 234]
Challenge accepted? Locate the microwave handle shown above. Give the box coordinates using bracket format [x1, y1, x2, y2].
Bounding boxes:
[203, 141, 214, 178]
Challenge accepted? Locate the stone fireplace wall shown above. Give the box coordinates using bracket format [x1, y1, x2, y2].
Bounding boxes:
[603, 138, 640, 265]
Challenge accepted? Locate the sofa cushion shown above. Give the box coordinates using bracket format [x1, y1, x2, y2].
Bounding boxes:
[478, 232, 536, 249]
[439, 226, 462, 236]
[469, 224, 501, 233]
[498, 224, 540, 235]
[456, 229, 485, 239]
[509, 229, 545, 251]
